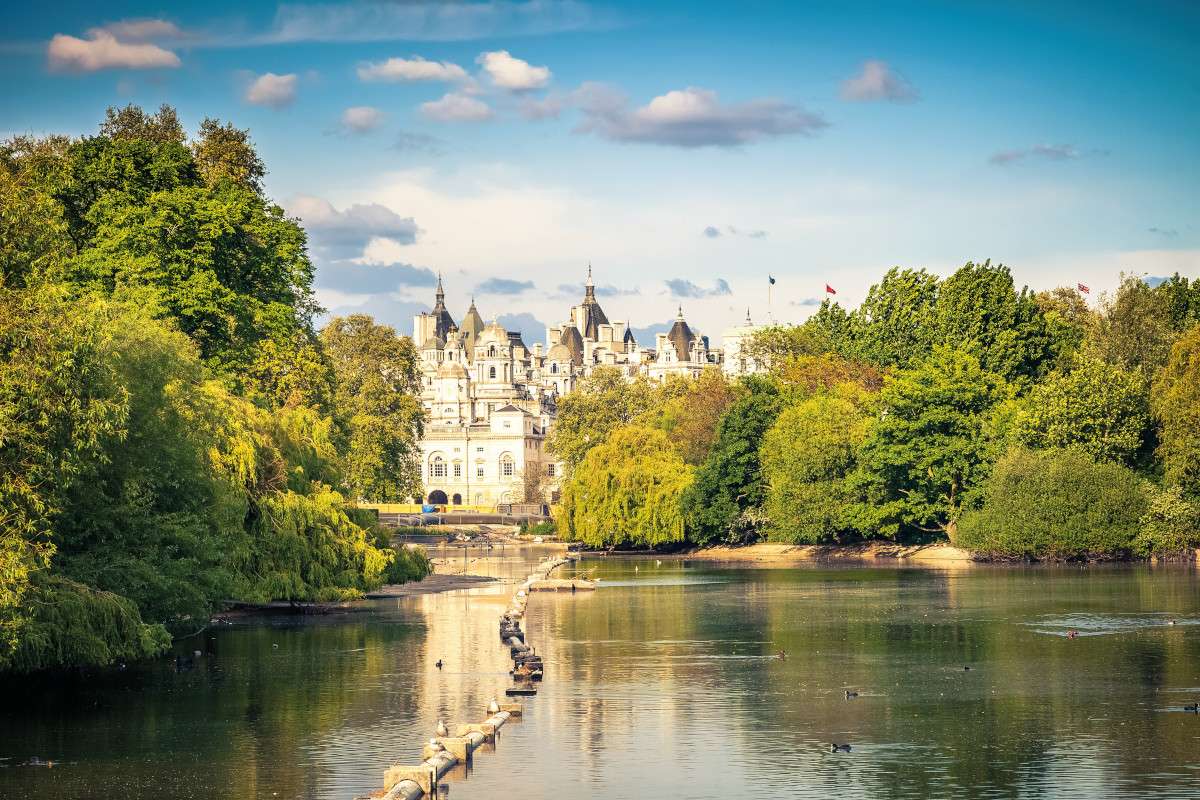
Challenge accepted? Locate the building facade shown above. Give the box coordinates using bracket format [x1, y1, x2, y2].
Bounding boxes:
[412, 269, 758, 507]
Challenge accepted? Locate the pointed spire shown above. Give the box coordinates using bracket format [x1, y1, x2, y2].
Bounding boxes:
[745, 307, 753, 325]
[435, 272, 445, 303]
[677, 305, 684, 319]
[586, 262, 593, 286]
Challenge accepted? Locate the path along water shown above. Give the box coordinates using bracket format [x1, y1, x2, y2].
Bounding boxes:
[2, 553, 1198, 800]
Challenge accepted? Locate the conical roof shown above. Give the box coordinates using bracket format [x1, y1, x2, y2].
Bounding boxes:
[430, 274, 456, 339]
[667, 306, 695, 361]
[460, 298, 484, 354]
[577, 264, 609, 340]
[560, 325, 584, 366]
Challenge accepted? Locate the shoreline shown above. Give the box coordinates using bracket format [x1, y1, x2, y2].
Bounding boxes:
[212, 574, 499, 620]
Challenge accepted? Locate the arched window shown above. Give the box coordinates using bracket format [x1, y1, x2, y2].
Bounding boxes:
[550, 363, 558, 374]
[489, 366, 497, 379]
[489, 346, 496, 357]
[452, 462, 462, 478]
[430, 455, 446, 478]
[500, 454, 515, 477]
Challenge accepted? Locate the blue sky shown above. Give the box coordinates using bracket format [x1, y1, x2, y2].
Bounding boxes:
[3, 0, 1198, 344]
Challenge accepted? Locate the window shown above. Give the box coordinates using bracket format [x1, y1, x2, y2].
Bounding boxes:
[476, 447, 484, 453]
[476, 464, 485, 478]
[503, 420, 511, 429]
[550, 363, 558, 374]
[453, 463, 462, 478]
[501, 456, 515, 477]
[547, 463, 556, 477]
[430, 456, 446, 478]
[489, 366, 496, 379]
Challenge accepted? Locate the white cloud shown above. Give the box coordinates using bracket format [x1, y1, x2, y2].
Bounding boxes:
[420, 92, 494, 122]
[476, 50, 550, 91]
[575, 84, 827, 148]
[341, 106, 385, 133]
[286, 195, 420, 260]
[357, 55, 468, 82]
[244, 72, 298, 108]
[840, 60, 919, 103]
[989, 144, 1085, 165]
[47, 30, 180, 72]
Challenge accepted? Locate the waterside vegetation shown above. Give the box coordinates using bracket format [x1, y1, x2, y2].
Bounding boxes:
[552, 265, 1200, 560]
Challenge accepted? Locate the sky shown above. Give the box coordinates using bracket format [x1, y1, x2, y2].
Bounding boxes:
[3, 0, 1198, 346]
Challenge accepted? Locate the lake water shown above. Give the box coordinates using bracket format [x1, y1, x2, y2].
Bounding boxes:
[3, 548, 1199, 799]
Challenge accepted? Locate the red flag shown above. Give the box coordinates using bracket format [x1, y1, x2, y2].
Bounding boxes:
[825, 284, 837, 295]
[1077, 282, 1090, 294]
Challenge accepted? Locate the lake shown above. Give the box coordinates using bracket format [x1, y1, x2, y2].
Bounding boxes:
[2, 548, 1198, 799]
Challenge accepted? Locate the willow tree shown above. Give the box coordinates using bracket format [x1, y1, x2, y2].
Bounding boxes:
[555, 426, 692, 548]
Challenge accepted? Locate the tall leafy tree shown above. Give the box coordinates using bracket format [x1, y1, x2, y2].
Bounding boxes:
[852, 346, 1009, 538]
[683, 376, 781, 545]
[846, 267, 940, 367]
[556, 426, 692, 548]
[1090, 274, 1176, 374]
[320, 314, 424, 502]
[549, 366, 670, 475]
[1012, 350, 1150, 465]
[1152, 323, 1200, 497]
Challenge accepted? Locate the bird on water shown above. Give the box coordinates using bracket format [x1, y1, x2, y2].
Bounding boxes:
[831, 743, 852, 752]
[1185, 703, 1199, 713]
[435, 659, 444, 669]
[436, 720, 448, 737]
[845, 690, 859, 699]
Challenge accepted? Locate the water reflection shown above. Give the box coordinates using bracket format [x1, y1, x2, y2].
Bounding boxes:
[2, 557, 1198, 800]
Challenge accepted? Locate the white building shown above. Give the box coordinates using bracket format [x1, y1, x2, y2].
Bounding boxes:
[412, 269, 745, 507]
[721, 309, 769, 377]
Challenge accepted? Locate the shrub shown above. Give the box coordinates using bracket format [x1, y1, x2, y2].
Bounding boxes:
[956, 447, 1147, 558]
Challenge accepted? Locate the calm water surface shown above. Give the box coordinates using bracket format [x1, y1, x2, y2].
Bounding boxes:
[2, 548, 1199, 799]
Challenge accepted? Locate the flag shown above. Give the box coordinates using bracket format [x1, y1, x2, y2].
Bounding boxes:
[768, 275, 776, 285]
[825, 284, 837, 295]
[1077, 282, 1090, 294]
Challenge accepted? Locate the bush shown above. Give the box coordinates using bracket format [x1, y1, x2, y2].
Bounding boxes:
[956, 447, 1147, 558]
[369, 527, 432, 584]
[520, 520, 557, 536]
[1134, 485, 1200, 557]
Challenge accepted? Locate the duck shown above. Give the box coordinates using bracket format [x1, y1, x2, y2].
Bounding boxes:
[1066, 629, 1079, 639]
[435, 659, 444, 669]
[436, 720, 448, 737]
[1167, 619, 1177, 626]
[963, 666, 972, 671]
[1184, 703, 1199, 713]
[831, 743, 852, 753]
[844, 690, 859, 699]
[776, 650, 787, 660]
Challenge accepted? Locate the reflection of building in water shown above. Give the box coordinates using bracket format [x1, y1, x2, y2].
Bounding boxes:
[413, 269, 761, 507]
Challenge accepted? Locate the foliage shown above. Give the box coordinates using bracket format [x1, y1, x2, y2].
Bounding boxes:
[682, 376, 781, 545]
[2, 575, 171, 674]
[556, 426, 692, 548]
[1089, 274, 1177, 373]
[649, 367, 742, 465]
[1011, 350, 1149, 465]
[1152, 323, 1200, 496]
[761, 389, 872, 543]
[845, 267, 940, 367]
[740, 324, 832, 372]
[852, 346, 1010, 538]
[774, 353, 884, 399]
[549, 366, 678, 475]
[1133, 485, 1200, 557]
[956, 448, 1148, 559]
[191, 118, 266, 193]
[1035, 286, 1095, 367]
[519, 519, 557, 536]
[320, 315, 424, 501]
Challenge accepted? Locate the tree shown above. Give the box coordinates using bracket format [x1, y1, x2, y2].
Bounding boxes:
[852, 346, 1009, 538]
[650, 367, 742, 465]
[0, 160, 72, 288]
[192, 118, 266, 193]
[548, 367, 665, 475]
[931, 260, 1051, 383]
[956, 448, 1148, 559]
[1012, 350, 1149, 465]
[1152, 323, 1200, 496]
[1035, 286, 1095, 368]
[555, 426, 692, 548]
[100, 104, 185, 143]
[1090, 274, 1176, 374]
[846, 267, 940, 367]
[761, 389, 871, 543]
[774, 353, 884, 399]
[320, 315, 424, 502]
[740, 324, 833, 373]
[1133, 485, 1200, 557]
[682, 376, 781, 545]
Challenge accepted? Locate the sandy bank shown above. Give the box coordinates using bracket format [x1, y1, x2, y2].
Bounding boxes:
[364, 573, 497, 598]
[681, 542, 975, 565]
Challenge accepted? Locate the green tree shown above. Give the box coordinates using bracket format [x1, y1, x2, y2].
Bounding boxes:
[1090, 274, 1176, 373]
[1035, 286, 1095, 367]
[555, 426, 692, 548]
[1133, 484, 1200, 557]
[852, 346, 1009, 538]
[846, 267, 940, 367]
[1152, 323, 1200, 496]
[761, 389, 871, 543]
[956, 448, 1148, 558]
[192, 117, 267, 193]
[320, 314, 424, 501]
[549, 366, 666, 475]
[931, 260, 1051, 382]
[99, 103, 185, 143]
[1012, 350, 1149, 465]
[740, 324, 832, 372]
[682, 376, 781, 545]
[649, 367, 741, 466]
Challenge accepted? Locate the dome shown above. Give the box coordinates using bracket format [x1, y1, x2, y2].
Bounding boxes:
[421, 334, 446, 351]
[479, 320, 508, 345]
[437, 361, 468, 378]
[547, 342, 571, 361]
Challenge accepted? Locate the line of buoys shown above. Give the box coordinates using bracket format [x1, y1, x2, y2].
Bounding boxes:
[359, 554, 575, 800]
